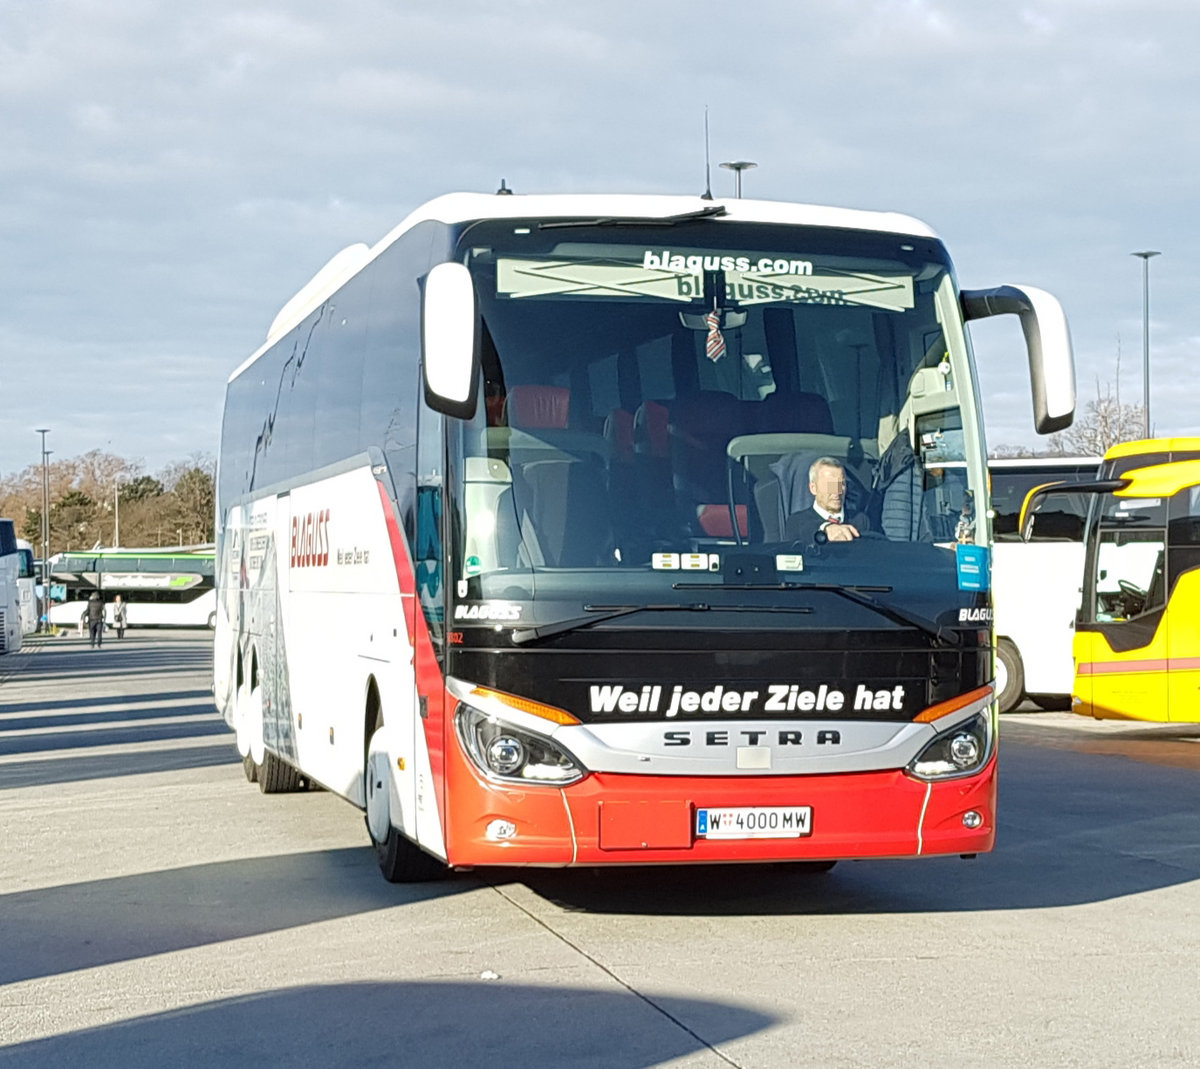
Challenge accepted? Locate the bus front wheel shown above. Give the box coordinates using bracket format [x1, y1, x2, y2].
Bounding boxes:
[365, 711, 446, 883]
[996, 639, 1025, 713]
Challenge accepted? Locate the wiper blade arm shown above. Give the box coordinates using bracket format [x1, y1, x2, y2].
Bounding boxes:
[679, 581, 959, 647]
[511, 603, 710, 645]
[509, 596, 813, 645]
[538, 205, 728, 230]
[803, 583, 961, 647]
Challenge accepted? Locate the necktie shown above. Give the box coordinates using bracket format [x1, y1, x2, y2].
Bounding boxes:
[705, 310, 726, 362]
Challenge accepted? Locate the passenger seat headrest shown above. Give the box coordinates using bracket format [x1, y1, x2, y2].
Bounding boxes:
[504, 385, 571, 429]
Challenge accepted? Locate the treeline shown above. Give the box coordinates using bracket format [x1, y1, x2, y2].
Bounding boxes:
[990, 384, 1146, 459]
[0, 450, 215, 552]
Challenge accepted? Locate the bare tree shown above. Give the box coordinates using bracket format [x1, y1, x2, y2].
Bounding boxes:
[1047, 378, 1144, 457]
[0, 450, 215, 552]
[988, 443, 1040, 459]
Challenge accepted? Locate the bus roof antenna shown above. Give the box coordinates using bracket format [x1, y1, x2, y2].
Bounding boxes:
[496, 178, 513, 195]
[701, 107, 713, 200]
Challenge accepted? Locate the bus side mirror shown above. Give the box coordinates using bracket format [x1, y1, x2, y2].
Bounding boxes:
[1018, 478, 1122, 542]
[961, 285, 1076, 435]
[422, 262, 480, 419]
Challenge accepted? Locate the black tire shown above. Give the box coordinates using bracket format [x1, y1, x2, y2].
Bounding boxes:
[242, 752, 259, 783]
[996, 639, 1025, 713]
[366, 714, 447, 883]
[258, 750, 302, 793]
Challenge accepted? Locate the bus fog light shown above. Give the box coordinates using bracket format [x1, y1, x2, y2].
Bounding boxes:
[486, 736, 525, 776]
[486, 819, 517, 841]
[962, 810, 983, 829]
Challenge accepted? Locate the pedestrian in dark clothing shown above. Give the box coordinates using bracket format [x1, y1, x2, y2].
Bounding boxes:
[86, 592, 105, 648]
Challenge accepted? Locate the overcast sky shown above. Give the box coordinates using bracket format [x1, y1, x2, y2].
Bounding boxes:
[1, 0, 1196, 478]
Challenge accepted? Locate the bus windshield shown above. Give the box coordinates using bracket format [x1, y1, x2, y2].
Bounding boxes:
[448, 221, 987, 634]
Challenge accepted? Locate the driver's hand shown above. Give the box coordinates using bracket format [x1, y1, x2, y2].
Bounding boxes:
[825, 522, 860, 542]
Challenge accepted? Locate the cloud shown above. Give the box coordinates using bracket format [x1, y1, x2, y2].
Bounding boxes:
[2, 0, 1199, 476]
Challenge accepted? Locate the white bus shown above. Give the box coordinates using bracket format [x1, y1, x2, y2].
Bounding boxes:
[48, 548, 217, 629]
[988, 457, 1100, 711]
[216, 191, 1074, 881]
[0, 519, 23, 653]
[15, 538, 38, 634]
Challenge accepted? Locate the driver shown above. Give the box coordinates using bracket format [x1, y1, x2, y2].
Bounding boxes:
[784, 456, 870, 544]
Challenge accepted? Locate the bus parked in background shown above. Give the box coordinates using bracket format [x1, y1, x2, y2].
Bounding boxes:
[988, 456, 1099, 711]
[0, 519, 23, 653]
[14, 538, 38, 635]
[48, 547, 216, 629]
[1024, 438, 1200, 722]
[216, 191, 1075, 881]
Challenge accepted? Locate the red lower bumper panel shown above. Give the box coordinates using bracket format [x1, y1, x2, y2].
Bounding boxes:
[444, 739, 996, 868]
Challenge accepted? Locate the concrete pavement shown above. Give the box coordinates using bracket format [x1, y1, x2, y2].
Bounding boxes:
[3, 630, 1200, 1068]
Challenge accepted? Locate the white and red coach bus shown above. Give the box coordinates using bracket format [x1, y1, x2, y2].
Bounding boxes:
[215, 192, 1075, 881]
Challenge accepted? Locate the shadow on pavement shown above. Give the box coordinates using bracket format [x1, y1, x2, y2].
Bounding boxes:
[0, 744, 238, 789]
[0, 849, 469, 986]
[0, 689, 211, 717]
[0, 981, 774, 1069]
[510, 739, 1200, 917]
[1, 633, 211, 686]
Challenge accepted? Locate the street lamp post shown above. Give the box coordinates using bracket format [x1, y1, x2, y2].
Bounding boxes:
[35, 429, 50, 630]
[719, 160, 757, 198]
[1132, 250, 1161, 439]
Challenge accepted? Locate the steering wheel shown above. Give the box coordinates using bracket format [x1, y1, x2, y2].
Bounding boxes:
[1117, 578, 1147, 599]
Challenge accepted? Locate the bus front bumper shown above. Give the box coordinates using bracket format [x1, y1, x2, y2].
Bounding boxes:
[443, 755, 997, 868]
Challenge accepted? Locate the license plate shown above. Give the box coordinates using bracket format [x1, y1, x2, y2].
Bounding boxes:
[695, 806, 812, 839]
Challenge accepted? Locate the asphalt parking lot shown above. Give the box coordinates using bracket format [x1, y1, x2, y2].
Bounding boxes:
[3, 630, 1200, 1068]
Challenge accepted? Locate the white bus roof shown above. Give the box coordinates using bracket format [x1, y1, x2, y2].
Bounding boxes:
[234, 193, 941, 382]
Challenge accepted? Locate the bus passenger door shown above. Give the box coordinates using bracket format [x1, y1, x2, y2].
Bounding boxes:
[1166, 487, 1200, 722]
[413, 403, 449, 856]
[1080, 496, 1168, 721]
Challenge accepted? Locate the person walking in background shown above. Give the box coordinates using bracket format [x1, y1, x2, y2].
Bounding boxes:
[86, 591, 105, 648]
[112, 594, 128, 639]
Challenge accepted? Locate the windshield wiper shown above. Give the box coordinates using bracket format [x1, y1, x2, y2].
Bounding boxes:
[677, 581, 961, 647]
[538, 205, 728, 230]
[510, 598, 812, 645]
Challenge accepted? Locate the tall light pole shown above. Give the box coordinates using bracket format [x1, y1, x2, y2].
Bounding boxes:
[35, 428, 50, 629]
[1132, 250, 1161, 438]
[719, 160, 757, 198]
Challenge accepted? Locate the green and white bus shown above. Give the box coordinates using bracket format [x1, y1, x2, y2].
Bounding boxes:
[48, 547, 216, 629]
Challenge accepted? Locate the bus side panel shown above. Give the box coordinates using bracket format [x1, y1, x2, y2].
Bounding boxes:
[246, 495, 292, 765]
[377, 481, 448, 861]
[992, 541, 1084, 695]
[1074, 627, 1169, 721]
[1167, 570, 1200, 722]
[213, 505, 243, 728]
[284, 466, 417, 807]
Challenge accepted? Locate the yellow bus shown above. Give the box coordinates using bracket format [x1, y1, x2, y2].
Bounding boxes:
[1024, 438, 1200, 721]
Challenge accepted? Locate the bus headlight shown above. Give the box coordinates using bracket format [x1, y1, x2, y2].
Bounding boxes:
[907, 712, 993, 781]
[456, 705, 585, 786]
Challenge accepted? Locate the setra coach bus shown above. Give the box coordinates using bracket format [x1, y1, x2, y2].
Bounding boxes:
[215, 192, 1075, 881]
